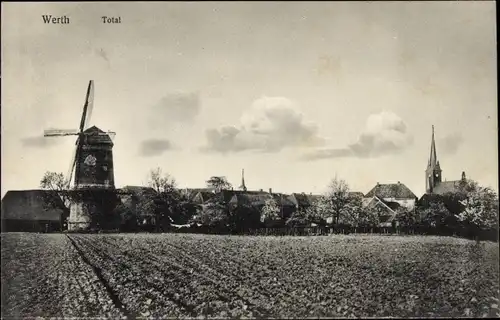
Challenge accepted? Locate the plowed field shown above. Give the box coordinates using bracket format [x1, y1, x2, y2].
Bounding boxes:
[1, 233, 499, 318]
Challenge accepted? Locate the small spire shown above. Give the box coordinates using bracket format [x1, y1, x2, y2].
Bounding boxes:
[239, 168, 247, 191]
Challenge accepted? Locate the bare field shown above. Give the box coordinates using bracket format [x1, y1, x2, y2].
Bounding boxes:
[1, 233, 499, 319]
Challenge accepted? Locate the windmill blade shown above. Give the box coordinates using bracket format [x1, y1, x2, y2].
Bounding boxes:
[66, 139, 81, 189]
[83, 81, 95, 130]
[44, 129, 79, 137]
[79, 80, 94, 132]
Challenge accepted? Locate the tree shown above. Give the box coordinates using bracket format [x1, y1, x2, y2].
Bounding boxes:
[40, 171, 70, 209]
[113, 203, 137, 232]
[419, 201, 455, 234]
[357, 208, 380, 229]
[286, 209, 309, 228]
[306, 196, 333, 225]
[148, 167, 177, 193]
[193, 195, 229, 229]
[40, 171, 71, 230]
[325, 176, 351, 225]
[146, 168, 182, 231]
[457, 185, 498, 232]
[261, 198, 281, 225]
[229, 203, 261, 232]
[206, 176, 232, 192]
[395, 206, 419, 233]
[339, 196, 364, 227]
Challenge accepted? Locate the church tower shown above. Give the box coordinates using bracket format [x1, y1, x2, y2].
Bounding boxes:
[425, 125, 442, 193]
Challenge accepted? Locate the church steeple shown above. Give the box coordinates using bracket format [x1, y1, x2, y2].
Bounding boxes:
[429, 125, 437, 167]
[426, 125, 442, 193]
[239, 169, 247, 191]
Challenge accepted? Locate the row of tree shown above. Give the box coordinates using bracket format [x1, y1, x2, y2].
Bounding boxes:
[40, 169, 498, 240]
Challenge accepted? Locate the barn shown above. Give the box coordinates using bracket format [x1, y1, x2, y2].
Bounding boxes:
[1, 190, 67, 232]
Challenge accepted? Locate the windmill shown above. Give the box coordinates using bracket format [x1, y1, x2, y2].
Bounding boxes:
[44, 80, 116, 190]
[43, 80, 118, 231]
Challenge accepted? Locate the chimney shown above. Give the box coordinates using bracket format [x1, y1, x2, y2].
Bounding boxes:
[259, 189, 263, 192]
[397, 181, 400, 184]
[462, 171, 466, 181]
[376, 182, 380, 186]
[269, 188, 272, 194]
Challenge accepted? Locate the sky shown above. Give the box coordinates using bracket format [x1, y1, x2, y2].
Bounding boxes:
[1, 2, 497, 198]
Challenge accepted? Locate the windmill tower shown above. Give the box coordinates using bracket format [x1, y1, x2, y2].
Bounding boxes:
[44, 81, 118, 231]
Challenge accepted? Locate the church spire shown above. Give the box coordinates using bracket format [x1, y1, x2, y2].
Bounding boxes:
[429, 125, 438, 168]
[239, 168, 247, 191]
[426, 125, 442, 194]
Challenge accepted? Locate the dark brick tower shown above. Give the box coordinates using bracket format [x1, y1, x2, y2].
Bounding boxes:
[75, 126, 115, 189]
[68, 127, 118, 231]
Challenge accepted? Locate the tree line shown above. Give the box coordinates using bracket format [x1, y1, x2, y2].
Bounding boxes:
[39, 169, 498, 241]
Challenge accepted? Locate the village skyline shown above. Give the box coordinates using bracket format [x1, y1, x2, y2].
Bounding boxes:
[1, 2, 497, 198]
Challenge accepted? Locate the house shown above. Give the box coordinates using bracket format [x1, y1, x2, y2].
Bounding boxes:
[363, 182, 417, 227]
[1, 190, 66, 232]
[364, 182, 417, 211]
[362, 196, 401, 227]
[185, 189, 216, 205]
[287, 193, 323, 212]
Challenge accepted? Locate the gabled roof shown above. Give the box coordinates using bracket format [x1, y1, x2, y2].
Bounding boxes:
[190, 191, 216, 204]
[362, 196, 397, 224]
[348, 192, 364, 198]
[271, 193, 296, 207]
[362, 196, 396, 213]
[432, 181, 462, 195]
[1, 190, 65, 221]
[235, 192, 272, 207]
[118, 186, 156, 206]
[382, 200, 401, 211]
[181, 188, 215, 196]
[365, 183, 417, 199]
[289, 193, 323, 207]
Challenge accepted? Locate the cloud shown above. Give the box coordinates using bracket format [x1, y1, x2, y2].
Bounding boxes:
[139, 139, 174, 157]
[202, 97, 325, 153]
[301, 111, 413, 161]
[21, 136, 60, 148]
[437, 132, 463, 155]
[149, 92, 201, 125]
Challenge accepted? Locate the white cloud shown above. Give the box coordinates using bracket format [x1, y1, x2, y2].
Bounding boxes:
[202, 97, 325, 153]
[301, 111, 413, 160]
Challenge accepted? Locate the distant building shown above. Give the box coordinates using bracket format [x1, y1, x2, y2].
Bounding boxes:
[1, 190, 66, 232]
[364, 181, 417, 210]
[425, 125, 467, 195]
[362, 196, 401, 227]
[288, 193, 323, 212]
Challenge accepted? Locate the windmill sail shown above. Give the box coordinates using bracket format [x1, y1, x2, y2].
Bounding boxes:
[66, 137, 84, 189]
[79, 80, 94, 132]
[83, 81, 94, 131]
[44, 129, 80, 137]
